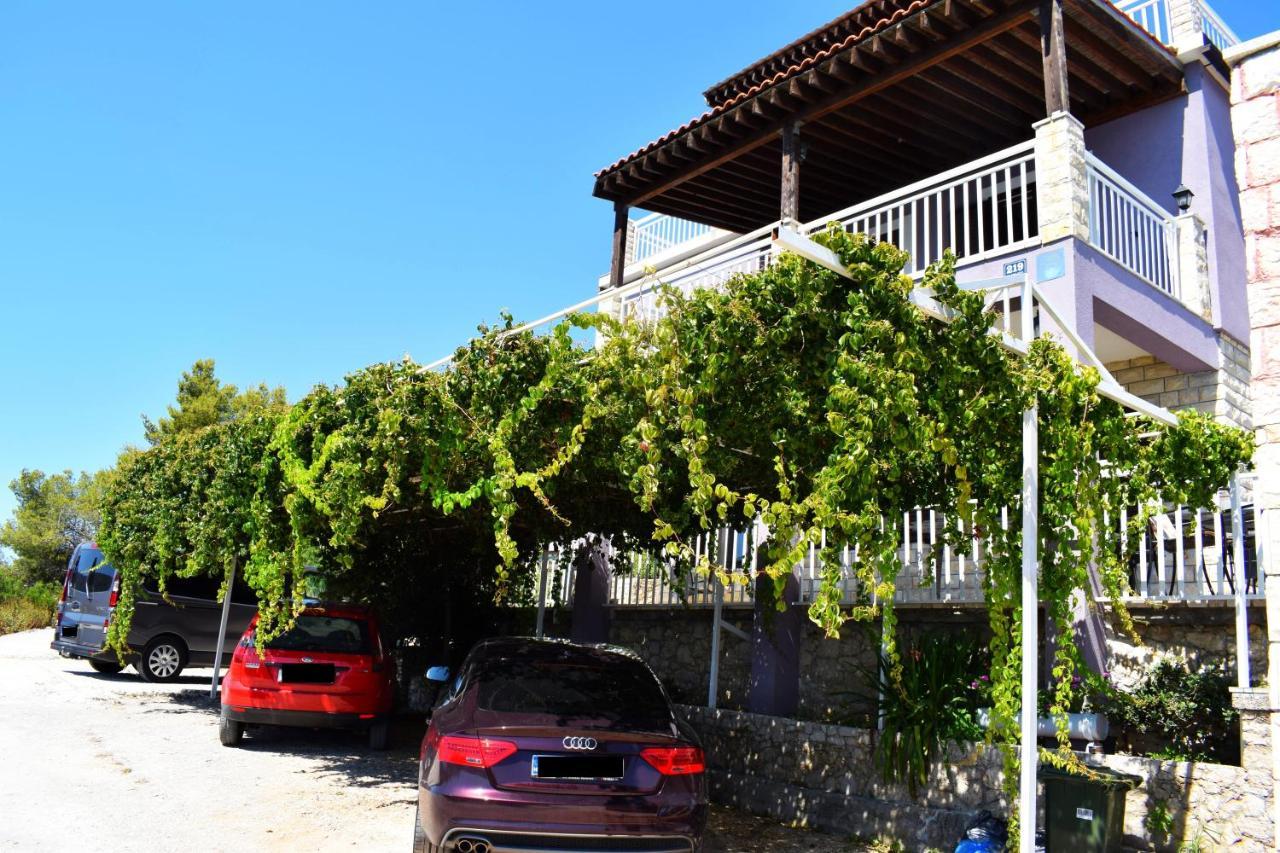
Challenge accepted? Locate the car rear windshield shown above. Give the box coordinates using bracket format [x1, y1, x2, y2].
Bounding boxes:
[266, 615, 371, 654]
[475, 657, 669, 722]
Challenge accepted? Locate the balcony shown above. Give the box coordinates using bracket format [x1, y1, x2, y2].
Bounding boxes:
[540, 483, 1264, 611]
[1117, 0, 1240, 55]
[606, 137, 1199, 325]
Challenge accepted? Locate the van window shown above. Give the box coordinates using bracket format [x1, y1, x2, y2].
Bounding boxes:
[145, 576, 220, 601]
[77, 548, 104, 572]
[87, 570, 114, 595]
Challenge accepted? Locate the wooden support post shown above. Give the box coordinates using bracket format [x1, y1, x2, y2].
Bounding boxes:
[780, 120, 801, 225]
[609, 201, 629, 290]
[1039, 0, 1069, 115]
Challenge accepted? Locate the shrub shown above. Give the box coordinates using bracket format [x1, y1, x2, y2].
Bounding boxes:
[1104, 659, 1239, 764]
[0, 568, 57, 636]
[855, 633, 989, 796]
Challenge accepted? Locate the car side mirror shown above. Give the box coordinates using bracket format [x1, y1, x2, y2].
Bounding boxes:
[425, 665, 450, 683]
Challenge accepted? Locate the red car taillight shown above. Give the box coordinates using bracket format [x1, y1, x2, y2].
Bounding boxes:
[435, 734, 518, 768]
[108, 573, 120, 608]
[640, 745, 705, 776]
[59, 570, 71, 603]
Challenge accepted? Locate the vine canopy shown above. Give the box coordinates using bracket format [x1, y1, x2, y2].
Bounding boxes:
[99, 227, 1252, 823]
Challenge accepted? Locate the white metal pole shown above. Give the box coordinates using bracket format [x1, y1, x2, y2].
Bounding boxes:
[535, 548, 550, 639]
[1230, 472, 1252, 688]
[210, 557, 238, 702]
[1019, 278, 1039, 853]
[708, 529, 726, 709]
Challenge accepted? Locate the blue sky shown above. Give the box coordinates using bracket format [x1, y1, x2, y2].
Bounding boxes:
[0, 1, 1275, 528]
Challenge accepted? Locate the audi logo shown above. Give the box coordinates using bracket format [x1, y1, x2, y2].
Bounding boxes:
[562, 736, 598, 751]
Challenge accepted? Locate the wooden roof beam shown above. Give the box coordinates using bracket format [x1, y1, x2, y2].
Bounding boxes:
[614, 0, 1038, 207]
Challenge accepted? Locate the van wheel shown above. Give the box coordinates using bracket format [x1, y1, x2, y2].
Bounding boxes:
[89, 660, 124, 675]
[412, 802, 437, 853]
[368, 719, 390, 750]
[219, 712, 244, 747]
[137, 636, 187, 682]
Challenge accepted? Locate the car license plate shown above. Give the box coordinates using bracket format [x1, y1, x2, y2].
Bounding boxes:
[277, 663, 336, 684]
[531, 755, 625, 781]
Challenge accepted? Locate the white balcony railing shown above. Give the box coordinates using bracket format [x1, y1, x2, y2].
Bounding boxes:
[1085, 152, 1180, 297]
[618, 141, 1039, 322]
[628, 213, 719, 265]
[537, 484, 1266, 611]
[1117, 0, 1240, 53]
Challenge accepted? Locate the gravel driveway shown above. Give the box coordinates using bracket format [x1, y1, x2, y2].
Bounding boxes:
[0, 629, 866, 852]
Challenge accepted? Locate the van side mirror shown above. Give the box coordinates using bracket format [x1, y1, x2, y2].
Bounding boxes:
[425, 665, 450, 683]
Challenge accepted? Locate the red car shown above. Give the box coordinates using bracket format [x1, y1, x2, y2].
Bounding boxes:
[219, 603, 396, 749]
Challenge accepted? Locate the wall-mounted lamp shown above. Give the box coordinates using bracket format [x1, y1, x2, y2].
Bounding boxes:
[1173, 184, 1194, 213]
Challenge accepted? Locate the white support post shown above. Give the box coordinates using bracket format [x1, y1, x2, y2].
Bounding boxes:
[708, 578, 724, 709]
[210, 557, 238, 702]
[1019, 276, 1039, 853]
[535, 548, 550, 639]
[1230, 472, 1252, 688]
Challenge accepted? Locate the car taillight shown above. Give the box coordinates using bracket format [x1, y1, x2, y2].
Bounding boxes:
[435, 734, 518, 768]
[640, 745, 705, 776]
[108, 574, 120, 609]
[59, 570, 71, 603]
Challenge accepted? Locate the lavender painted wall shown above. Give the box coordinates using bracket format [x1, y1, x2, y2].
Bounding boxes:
[1073, 241, 1218, 371]
[1186, 62, 1249, 342]
[1084, 63, 1248, 343]
[1085, 97, 1183, 216]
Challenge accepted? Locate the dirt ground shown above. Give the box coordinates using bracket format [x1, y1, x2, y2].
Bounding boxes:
[0, 629, 867, 852]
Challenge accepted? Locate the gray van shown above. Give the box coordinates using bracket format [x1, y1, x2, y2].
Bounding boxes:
[51, 543, 256, 681]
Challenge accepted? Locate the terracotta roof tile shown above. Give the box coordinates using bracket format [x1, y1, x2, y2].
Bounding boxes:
[594, 0, 935, 179]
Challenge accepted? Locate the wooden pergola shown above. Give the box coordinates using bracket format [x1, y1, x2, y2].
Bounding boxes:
[594, 0, 1186, 287]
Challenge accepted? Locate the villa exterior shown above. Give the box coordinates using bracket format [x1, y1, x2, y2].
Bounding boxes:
[557, 4, 1279, 846]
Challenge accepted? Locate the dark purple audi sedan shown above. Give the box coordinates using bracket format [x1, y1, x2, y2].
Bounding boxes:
[413, 637, 707, 853]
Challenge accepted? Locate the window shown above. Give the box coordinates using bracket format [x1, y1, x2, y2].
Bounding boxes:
[475, 658, 669, 721]
[87, 570, 114, 595]
[265, 616, 371, 655]
[144, 576, 220, 601]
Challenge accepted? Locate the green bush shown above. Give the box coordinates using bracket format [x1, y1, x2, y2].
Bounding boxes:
[1104, 659, 1239, 764]
[0, 568, 58, 636]
[855, 633, 988, 796]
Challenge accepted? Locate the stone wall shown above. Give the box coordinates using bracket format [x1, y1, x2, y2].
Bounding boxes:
[1103, 606, 1268, 692]
[681, 704, 1274, 852]
[1229, 28, 1280, 850]
[1104, 331, 1252, 429]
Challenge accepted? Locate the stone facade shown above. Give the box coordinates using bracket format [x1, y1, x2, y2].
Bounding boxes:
[1033, 112, 1090, 244]
[1103, 607, 1268, 693]
[1229, 30, 1280, 852]
[1175, 212, 1213, 321]
[682, 704, 1274, 852]
[1104, 331, 1252, 429]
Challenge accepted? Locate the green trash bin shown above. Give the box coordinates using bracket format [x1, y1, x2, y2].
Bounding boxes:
[1041, 764, 1142, 852]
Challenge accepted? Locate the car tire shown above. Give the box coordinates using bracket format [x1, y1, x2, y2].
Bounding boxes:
[219, 711, 244, 747]
[368, 719, 390, 750]
[412, 801, 436, 853]
[136, 636, 187, 682]
[89, 659, 124, 675]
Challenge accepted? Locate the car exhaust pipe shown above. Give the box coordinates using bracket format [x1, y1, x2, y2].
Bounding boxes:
[454, 839, 490, 853]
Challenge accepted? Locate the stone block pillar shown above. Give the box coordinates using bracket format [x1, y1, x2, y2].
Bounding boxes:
[570, 538, 613, 644]
[1168, 0, 1207, 58]
[1033, 112, 1090, 244]
[1176, 212, 1213, 320]
[746, 572, 803, 717]
[1228, 30, 1280, 850]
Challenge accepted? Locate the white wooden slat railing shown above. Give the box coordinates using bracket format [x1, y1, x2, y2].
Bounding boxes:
[827, 141, 1039, 278]
[1085, 152, 1180, 298]
[535, 485, 1265, 611]
[628, 213, 718, 265]
[1118, 0, 1172, 44]
[619, 141, 1039, 320]
[1117, 0, 1240, 52]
